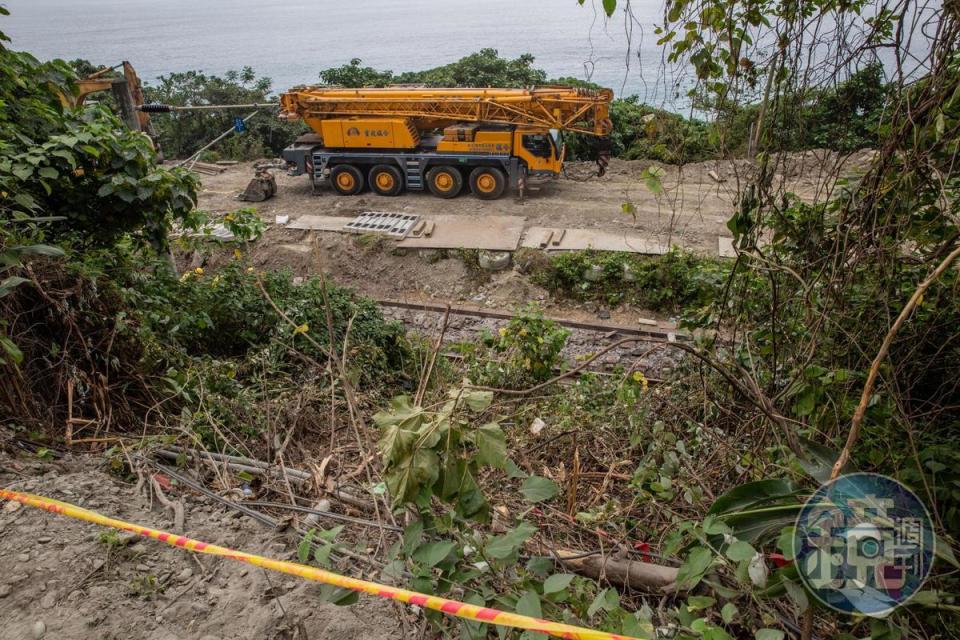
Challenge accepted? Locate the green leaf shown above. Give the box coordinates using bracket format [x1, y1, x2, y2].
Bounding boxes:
[485, 522, 536, 560]
[602, 0, 617, 16]
[725, 540, 756, 562]
[319, 584, 359, 606]
[315, 525, 344, 542]
[687, 595, 715, 611]
[313, 542, 335, 567]
[506, 458, 528, 479]
[703, 514, 732, 535]
[716, 504, 803, 544]
[525, 556, 553, 577]
[38, 166, 58, 180]
[934, 534, 960, 569]
[783, 580, 809, 613]
[542, 573, 575, 594]
[776, 526, 797, 560]
[721, 602, 738, 624]
[402, 520, 424, 554]
[413, 540, 457, 568]
[521, 476, 559, 503]
[0, 335, 24, 364]
[475, 422, 508, 470]
[384, 448, 439, 503]
[297, 529, 315, 564]
[587, 588, 619, 617]
[755, 629, 784, 640]
[378, 423, 417, 463]
[797, 437, 853, 483]
[463, 389, 493, 411]
[0, 275, 30, 298]
[12, 244, 65, 258]
[676, 546, 713, 589]
[708, 479, 796, 515]
[516, 589, 542, 617]
[794, 386, 815, 416]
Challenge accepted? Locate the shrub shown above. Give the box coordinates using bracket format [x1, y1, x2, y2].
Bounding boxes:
[464, 304, 569, 389]
[530, 249, 729, 312]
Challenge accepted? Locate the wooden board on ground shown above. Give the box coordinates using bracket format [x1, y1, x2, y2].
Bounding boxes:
[396, 215, 526, 250]
[287, 215, 356, 231]
[521, 227, 670, 255]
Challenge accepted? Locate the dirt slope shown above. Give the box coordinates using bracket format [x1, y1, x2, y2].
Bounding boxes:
[0, 454, 397, 640]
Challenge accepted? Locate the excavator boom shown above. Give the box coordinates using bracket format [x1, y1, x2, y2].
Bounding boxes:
[280, 86, 613, 136]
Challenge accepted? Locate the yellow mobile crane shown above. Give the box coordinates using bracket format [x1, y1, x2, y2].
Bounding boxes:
[279, 86, 613, 199]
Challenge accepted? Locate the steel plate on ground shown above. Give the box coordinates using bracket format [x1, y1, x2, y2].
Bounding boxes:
[345, 212, 420, 237]
[287, 215, 357, 231]
[396, 215, 526, 250]
[521, 227, 672, 254]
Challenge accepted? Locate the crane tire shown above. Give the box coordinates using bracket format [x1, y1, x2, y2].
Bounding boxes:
[369, 165, 403, 196]
[426, 166, 462, 198]
[330, 165, 364, 195]
[469, 166, 507, 200]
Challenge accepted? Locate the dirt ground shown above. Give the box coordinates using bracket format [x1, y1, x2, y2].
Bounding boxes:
[198, 151, 872, 254]
[190, 150, 873, 332]
[0, 453, 398, 640]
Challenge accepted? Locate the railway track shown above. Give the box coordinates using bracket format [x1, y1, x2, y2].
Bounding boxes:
[374, 297, 686, 379]
[374, 297, 685, 341]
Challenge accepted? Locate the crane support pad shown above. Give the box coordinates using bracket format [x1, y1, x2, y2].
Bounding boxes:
[397, 215, 525, 250]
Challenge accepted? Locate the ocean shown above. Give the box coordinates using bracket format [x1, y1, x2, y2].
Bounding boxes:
[3, 0, 690, 105]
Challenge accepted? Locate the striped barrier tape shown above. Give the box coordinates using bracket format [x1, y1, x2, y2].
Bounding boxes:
[0, 489, 647, 640]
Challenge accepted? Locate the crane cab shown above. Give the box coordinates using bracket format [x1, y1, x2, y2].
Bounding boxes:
[513, 128, 564, 176]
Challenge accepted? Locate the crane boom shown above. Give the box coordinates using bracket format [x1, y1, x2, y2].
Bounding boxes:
[280, 86, 613, 136]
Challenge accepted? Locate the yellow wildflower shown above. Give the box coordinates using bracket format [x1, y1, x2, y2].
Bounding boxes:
[234, 248, 242, 259]
[194, 267, 204, 275]
[498, 327, 508, 337]
[247, 267, 255, 273]
[519, 327, 528, 337]
[294, 323, 309, 335]
[632, 371, 649, 390]
[179, 271, 191, 282]
[224, 213, 235, 222]
[537, 336, 544, 344]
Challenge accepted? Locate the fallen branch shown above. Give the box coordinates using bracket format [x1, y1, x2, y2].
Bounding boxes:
[554, 548, 680, 592]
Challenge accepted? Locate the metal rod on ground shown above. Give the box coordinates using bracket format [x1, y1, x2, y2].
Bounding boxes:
[153, 448, 371, 511]
[160, 446, 312, 480]
[174, 110, 260, 169]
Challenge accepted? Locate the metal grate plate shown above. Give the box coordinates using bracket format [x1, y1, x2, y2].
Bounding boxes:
[344, 212, 420, 238]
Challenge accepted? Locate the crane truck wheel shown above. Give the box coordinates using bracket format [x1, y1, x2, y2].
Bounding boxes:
[469, 167, 506, 200]
[330, 165, 364, 195]
[426, 166, 463, 198]
[369, 165, 403, 196]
